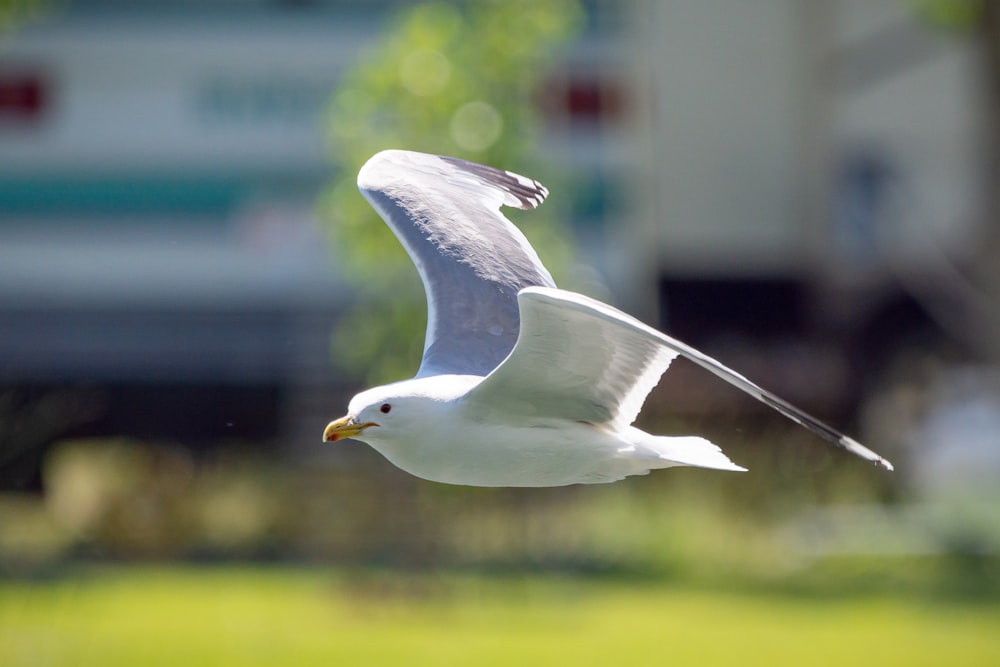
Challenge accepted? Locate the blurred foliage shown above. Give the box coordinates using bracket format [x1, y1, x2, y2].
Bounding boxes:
[1, 431, 995, 592]
[321, 0, 582, 384]
[910, 0, 984, 30]
[32, 440, 289, 562]
[0, 389, 102, 492]
[0, 0, 47, 34]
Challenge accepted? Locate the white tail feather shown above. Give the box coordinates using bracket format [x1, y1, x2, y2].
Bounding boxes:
[634, 434, 747, 472]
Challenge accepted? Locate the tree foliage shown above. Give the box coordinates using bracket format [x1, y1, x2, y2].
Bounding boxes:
[322, 0, 582, 383]
[0, 0, 47, 35]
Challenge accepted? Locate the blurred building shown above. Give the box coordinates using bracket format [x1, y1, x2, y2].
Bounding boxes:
[0, 1, 989, 488]
[625, 1, 986, 421]
[1, 2, 380, 480]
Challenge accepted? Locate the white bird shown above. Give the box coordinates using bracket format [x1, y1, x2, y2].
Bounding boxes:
[324, 150, 893, 486]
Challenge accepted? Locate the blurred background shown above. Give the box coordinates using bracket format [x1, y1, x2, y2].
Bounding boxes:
[1, 0, 998, 665]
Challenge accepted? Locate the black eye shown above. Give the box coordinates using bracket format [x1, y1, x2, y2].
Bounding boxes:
[380, 403, 392, 414]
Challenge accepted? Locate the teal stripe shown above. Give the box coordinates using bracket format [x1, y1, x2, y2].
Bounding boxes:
[0, 173, 327, 218]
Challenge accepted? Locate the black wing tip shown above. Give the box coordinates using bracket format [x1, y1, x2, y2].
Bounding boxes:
[439, 155, 549, 210]
[750, 383, 895, 471]
[359, 150, 549, 211]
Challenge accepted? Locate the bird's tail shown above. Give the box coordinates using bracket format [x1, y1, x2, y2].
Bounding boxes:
[629, 431, 747, 472]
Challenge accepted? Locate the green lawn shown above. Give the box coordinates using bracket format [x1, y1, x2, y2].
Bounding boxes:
[1, 566, 998, 666]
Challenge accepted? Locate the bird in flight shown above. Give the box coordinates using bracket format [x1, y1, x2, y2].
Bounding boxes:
[324, 150, 894, 486]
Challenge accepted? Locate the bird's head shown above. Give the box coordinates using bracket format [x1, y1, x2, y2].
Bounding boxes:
[322, 376, 477, 445]
[323, 385, 399, 444]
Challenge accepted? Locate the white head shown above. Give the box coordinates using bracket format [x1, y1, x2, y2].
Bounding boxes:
[322, 376, 476, 446]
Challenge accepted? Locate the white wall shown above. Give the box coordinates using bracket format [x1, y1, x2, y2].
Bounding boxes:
[631, 0, 982, 278]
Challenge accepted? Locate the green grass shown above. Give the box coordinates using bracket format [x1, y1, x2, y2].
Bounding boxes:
[2, 566, 999, 666]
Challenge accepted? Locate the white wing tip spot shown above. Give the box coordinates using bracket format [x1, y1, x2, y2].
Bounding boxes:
[841, 436, 894, 471]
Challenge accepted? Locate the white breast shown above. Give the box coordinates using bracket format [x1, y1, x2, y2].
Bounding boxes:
[368, 415, 639, 487]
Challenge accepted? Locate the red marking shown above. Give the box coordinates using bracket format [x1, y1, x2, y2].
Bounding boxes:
[0, 74, 47, 121]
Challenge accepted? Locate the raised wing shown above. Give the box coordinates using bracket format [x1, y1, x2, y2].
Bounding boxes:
[358, 150, 556, 377]
[468, 287, 895, 470]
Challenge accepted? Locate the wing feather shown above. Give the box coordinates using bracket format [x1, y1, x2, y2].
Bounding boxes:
[467, 287, 894, 471]
[467, 288, 678, 430]
[358, 150, 555, 378]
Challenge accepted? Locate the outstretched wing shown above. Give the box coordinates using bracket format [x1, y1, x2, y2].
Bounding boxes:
[358, 149, 556, 378]
[467, 287, 894, 470]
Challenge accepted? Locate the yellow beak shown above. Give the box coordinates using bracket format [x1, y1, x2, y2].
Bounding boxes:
[323, 416, 377, 442]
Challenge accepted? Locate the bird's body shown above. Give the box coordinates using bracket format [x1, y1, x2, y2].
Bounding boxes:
[324, 149, 893, 486]
[344, 374, 740, 487]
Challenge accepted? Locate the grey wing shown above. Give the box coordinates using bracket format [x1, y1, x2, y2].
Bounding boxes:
[467, 287, 895, 471]
[357, 150, 556, 378]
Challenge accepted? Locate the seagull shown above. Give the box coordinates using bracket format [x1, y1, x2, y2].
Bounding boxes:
[323, 149, 894, 486]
